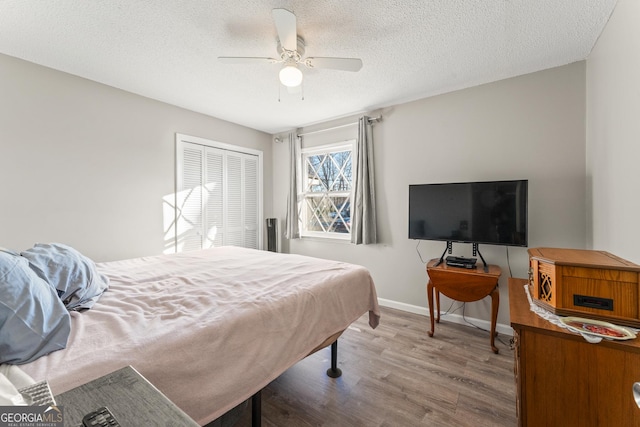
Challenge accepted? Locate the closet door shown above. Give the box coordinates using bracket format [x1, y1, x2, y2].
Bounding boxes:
[177, 143, 204, 252]
[225, 151, 259, 249]
[225, 152, 243, 247]
[203, 147, 224, 248]
[176, 135, 262, 252]
[243, 154, 259, 249]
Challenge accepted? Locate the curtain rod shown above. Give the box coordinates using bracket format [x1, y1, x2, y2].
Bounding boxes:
[297, 116, 381, 138]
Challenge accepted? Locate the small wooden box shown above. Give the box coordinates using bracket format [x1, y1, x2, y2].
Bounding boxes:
[528, 247, 640, 327]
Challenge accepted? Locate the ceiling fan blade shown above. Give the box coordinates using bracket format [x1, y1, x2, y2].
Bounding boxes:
[218, 56, 278, 64]
[305, 57, 363, 72]
[272, 8, 297, 52]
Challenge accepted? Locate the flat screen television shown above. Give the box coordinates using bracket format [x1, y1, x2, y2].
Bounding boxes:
[408, 179, 528, 247]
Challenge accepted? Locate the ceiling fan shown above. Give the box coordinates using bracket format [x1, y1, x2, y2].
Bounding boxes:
[218, 8, 363, 88]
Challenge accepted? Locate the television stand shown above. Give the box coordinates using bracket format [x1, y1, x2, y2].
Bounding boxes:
[434, 241, 453, 267]
[434, 242, 489, 273]
[426, 258, 502, 353]
[472, 243, 489, 273]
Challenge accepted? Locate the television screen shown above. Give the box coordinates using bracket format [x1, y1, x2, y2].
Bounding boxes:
[408, 180, 528, 247]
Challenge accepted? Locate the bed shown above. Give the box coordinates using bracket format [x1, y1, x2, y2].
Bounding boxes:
[15, 246, 380, 425]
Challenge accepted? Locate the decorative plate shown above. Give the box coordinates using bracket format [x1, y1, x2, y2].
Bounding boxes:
[559, 317, 636, 341]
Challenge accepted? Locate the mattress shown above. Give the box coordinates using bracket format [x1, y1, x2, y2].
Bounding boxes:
[20, 246, 380, 425]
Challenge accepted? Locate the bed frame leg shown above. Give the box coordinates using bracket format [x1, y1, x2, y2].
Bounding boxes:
[249, 341, 340, 424]
[326, 340, 343, 378]
[251, 389, 261, 427]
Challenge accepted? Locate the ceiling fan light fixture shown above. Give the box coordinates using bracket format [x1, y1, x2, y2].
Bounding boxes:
[220, 9, 362, 93]
[279, 64, 303, 87]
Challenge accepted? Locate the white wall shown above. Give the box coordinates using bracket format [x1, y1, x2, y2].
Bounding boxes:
[0, 54, 273, 262]
[273, 63, 587, 327]
[586, 0, 640, 264]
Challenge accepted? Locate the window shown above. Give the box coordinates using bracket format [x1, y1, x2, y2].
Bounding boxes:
[175, 134, 262, 252]
[300, 141, 354, 239]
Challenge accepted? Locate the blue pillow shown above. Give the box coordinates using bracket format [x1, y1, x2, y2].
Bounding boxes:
[21, 243, 109, 311]
[0, 251, 71, 364]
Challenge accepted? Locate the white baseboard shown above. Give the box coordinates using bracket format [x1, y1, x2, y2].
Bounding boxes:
[377, 297, 514, 337]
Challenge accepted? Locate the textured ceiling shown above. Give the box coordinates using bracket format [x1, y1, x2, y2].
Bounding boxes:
[0, 0, 617, 134]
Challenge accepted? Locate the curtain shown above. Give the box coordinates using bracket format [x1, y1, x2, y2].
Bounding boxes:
[284, 132, 301, 239]
[351, 116, 377, 244]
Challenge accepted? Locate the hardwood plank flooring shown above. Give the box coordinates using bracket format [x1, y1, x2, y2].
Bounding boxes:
[232, 306, 517, 426]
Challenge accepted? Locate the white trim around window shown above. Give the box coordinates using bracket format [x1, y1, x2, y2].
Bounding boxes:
[300, 140, 356, 240]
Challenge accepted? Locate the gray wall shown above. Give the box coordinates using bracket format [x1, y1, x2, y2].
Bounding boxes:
[586, 0, 640, 264]
[1, 49, 594, 330]
[273, 63, 587, 328]
[0, 54, 273, 262]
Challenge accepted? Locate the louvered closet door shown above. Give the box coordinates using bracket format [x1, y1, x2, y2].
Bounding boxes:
[225, 151, 259, 249]
[225, 153, 243, 246]
[243, 155, 259, 249]
[204, 148, 224, 248]
[178, 144, 204, 252]
[176, 138, 261, 252]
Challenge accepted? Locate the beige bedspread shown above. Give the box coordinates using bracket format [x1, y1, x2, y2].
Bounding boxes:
[20, 247, 380, 425]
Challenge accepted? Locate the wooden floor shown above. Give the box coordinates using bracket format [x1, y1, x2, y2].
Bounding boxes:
[233, 306, 517, 426]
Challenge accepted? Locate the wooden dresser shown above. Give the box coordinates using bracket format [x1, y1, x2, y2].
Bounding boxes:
[509, 278, 640, 427]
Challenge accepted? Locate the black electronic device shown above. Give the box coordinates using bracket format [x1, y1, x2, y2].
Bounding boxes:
[82, 407, 121, 427]
[445, 255, 477, 269]
[446, 261, 477, 269]
[408, 179, 528, 247]
[266, 218, 277, 252]
[446, 256, 477, 263]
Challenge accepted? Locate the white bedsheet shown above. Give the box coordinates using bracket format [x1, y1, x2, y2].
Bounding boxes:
[20, 247, 380, 425]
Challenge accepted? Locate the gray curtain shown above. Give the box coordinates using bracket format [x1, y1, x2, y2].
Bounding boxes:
[284, 132, 301, 239]
[351, 116, 377, 244]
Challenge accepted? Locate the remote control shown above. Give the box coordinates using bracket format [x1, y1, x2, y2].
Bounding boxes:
[82, 406, 121, 427]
